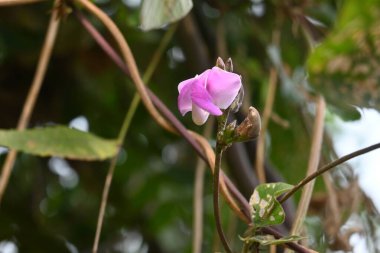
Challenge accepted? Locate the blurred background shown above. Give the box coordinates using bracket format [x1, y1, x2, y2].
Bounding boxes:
[0, 0, 380, 252]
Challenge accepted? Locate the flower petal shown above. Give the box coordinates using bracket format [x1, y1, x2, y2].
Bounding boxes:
[178, 77, 194, 92]
[178, 69, 210, 92]
[192, 104, 210, 125]
[178, 79, 194, 115]
[207, 67, 242, 109]
[196, 69, 211, 88]
[191, 83, 222, 116]
[178, 69, 212, 116]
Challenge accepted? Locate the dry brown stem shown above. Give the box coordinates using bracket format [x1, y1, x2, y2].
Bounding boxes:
[0, 0, 43, 6]
[284, 96, 325, 253]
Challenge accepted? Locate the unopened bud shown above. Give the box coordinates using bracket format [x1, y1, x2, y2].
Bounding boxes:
[234, 107, 261, 142]
[229, 88, 244, 113]
[216, 57, 225, 70]
[225, 58, 233, 72]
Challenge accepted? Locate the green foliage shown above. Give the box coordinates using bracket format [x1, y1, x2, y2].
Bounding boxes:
[0, 126, 118, 160]
[308, 0, 380, 115]
[140, 0, 193, 31]
[249, 182, 293, 228]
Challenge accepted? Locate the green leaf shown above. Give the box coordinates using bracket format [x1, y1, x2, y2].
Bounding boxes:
[241, 234, 304, 246]
[249, 182, 293, 228]
[308, 0, 380, 115]
[0, 126, 118, 160]
[140, 0, 193, 31]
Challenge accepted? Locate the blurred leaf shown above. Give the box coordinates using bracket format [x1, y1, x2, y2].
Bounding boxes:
[249, 182, 293, 228]
[0, 126, 118, 160]
[308, 0, 380, 115]
[140, 0, 193, 31]
[241, 234, 304, 246]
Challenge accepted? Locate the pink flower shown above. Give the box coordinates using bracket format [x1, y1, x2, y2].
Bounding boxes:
[178, 67, 242, 125]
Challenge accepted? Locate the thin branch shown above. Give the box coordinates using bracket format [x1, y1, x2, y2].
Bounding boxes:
[256, 68, 277, 183]
[0, 0, 60, 204]
[92, 155, 117, 253]
[284, 96, 325, 253]
[280, 142, 380, 204]
[0, 0, 43, 6]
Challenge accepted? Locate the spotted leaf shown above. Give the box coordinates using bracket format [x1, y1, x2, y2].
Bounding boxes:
[249, 182, 293, 228]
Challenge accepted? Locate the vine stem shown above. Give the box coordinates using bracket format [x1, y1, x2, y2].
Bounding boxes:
[214, 145, 232, 253]
[90, 24, 177, 253]
[0, 0, 43, 6]
[0, 0, 60, 204]
[279, 142, 380, 204]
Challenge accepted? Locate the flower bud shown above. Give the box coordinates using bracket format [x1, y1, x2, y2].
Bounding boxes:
[229, 88, 244, 113]
[225, 58, 233, 72]
[234, 106, 261, 142]
[215, 57, 226, 70]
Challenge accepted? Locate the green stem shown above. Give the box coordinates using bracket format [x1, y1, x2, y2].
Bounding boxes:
[214, 144, 233, 253]
[279, 142, 380, 204]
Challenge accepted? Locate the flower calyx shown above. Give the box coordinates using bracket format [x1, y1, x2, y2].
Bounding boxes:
[217, 106, 261, 146]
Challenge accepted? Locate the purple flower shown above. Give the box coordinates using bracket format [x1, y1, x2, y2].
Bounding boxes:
[178, 66, 242, 125]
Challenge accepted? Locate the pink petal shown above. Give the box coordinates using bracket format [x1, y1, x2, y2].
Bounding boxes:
[192, 104, 210, 125]
[196, 69, 211, 88]
[178, 69, 210, 91]
[178, 77, 194, 92]
[191, 83, 222, 116]
[178, 79, 194, 116]
[178, 69, 212, 116]
[207, 67, 242, 109]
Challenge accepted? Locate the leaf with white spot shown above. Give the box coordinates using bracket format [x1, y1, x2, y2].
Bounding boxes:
[249, 182, 293, 228]
[241, 234, 305, 246]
